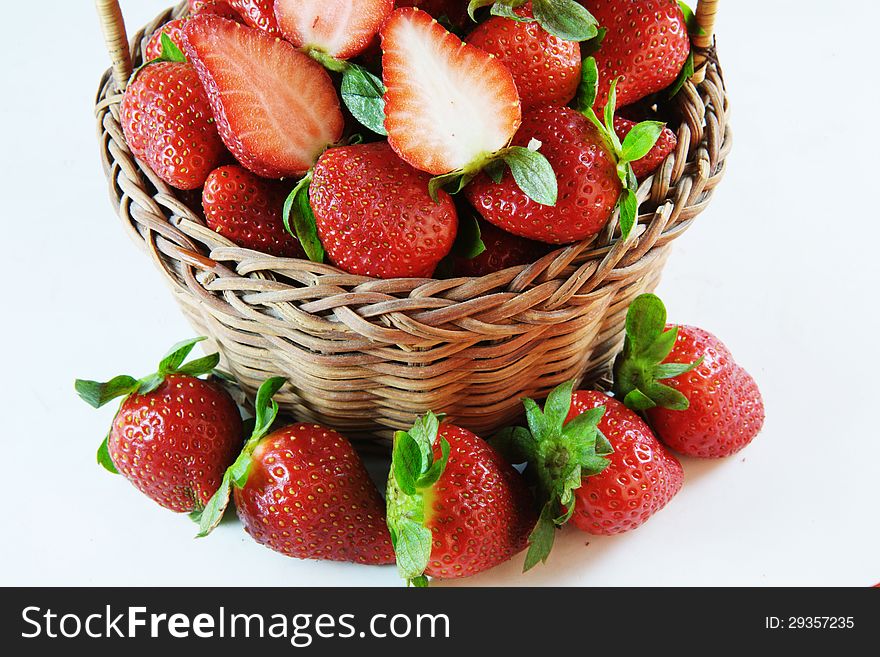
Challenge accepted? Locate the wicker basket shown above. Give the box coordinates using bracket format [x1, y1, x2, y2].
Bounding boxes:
[93, 0, 729, 444]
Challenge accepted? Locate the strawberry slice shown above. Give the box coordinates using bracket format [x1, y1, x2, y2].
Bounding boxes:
[275, 0, 394, 60]
[182, 15, 344, 179]
[381, 7, 521, 176]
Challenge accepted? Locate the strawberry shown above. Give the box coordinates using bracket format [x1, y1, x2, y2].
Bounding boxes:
[193, 1, 242, 19]
[144, 19, 187, 61]
[75, 338, 243, 514]
[202, 165, 304, 258]
[452, 217, 548, 276]
[580, 0, 690, 109]
[615, 115, 677, 178]
[387, 413, 536, 584]
[226, 0, 280, 35]
[468, 57, 669, 242]
[466, 106, 620, 244]
[564, 390, 683, 535]
[197, 379, 395, 565]
[120, 42, 226, 190]
[308, 141, 458, 278]
[275, 0, 394, 60]
[467, 3, 582, 110]
[183, 15, 344, 179]
[614, 294, 765, 459]
[381, 8, 521, 177]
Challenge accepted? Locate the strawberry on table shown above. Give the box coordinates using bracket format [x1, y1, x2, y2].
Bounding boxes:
[307, 142, 458, 278]
[580, 0, 690, 109]
[197, 379, 395, 565]
[491, 380, 681, 568]
[75, 338, 243, 515]
[380, 7, 557, 206]
[202, 165, 304, 258]
[182, 15, 344, 179]
[466, 2, 582, 110]
[387, 413, 536, 584]
[275, 0, 395, 60]
[120, 39, 226, 190]
[614, 294, 766, 458]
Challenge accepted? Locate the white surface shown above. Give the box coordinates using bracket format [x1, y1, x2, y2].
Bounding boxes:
[2, 0, 878, 587]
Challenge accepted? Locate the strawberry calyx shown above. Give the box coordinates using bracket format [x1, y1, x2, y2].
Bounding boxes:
[468, 0, 599, 42]
[386, 412, 452, 587]
[613, 293, 702, 412]
[572, 56, 667, 240]
[490, 380, 612, 571]
[75, 337, 223, 476]
[130, 32, 188, 84]
[306, 51, 388, 136]
[193, 376, 287, 536]
[429, 139, 558, 207]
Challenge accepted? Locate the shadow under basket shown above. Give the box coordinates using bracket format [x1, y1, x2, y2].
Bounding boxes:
[93, 0, 730, 446]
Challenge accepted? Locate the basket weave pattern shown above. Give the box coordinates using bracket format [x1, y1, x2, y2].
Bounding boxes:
[94, 1, 730, 444]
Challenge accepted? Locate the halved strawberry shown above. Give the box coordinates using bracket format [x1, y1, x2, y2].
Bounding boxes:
[275, 0, 394, 60]
[381, 7, 521, 176]
[183, 16, 344, 179]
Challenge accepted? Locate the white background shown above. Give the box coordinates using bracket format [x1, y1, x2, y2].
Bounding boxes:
[2, 1, 877, 587]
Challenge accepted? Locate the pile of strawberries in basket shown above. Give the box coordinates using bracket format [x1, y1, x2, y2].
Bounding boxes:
[77, 293, 765, 584]
[120, 0, 698, 279]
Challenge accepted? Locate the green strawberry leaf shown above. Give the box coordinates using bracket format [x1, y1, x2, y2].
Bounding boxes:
[623, 388, 656, 412]
[580, 27, 606, 58]
[283, 174, 324, 263]
[490, 4, 531, 21]
[501, 146, 558, 206]
[160, 33, 187, 63]
[523, 501, 557, 572]
[490, 426, 538, 465]
[450, 211, 487, 259]
[251, 376, 286, 444]
[418, 437, 450, 488]
[647, 383, 690, 410]
[410, 575, 430, 588]
[543, 380, 575, 429]
[194, 469, 233, 538]
[626, 293, 668, 350]
[394, 518, 433, 584]
[618, 187, 638, 240]
[341, 64, 388, 136]
[75, 375, 139, 409]
[176, 353, 221, 378]
[97, 434, 119, 474]
[428, 170, 476, 202]
[678, 2, 706, 36]
[158, 337, 208, 375]
[468, 0, 499, 21]
[620, 121, 666, 163]
[484, 158, 505, 184]
[653, 359, 702, 380]
[667, 50, 695, 99]
[594, 429, 614, 457]
[392, 431, 423, 496]
[574, 56, 599, 113]
[532, 0, 598, 42]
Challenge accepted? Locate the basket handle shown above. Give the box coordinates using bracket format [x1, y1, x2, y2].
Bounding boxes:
[692, 0, 719, 81]
[95, 0, 131, 92]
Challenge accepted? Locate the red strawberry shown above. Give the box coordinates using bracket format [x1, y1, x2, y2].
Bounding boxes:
[467, 3, 582, 110]
[581, 0, 690, 109]
[615, 295, 765, 458]
[198, 379, 394, 565]
[202, 165, 304, 258]
[188, 0, 207, 11]
[226, 0, 280, 35]
[120, 59, 226, 190]
[75, 338, 243, 514]
[565, 390, 683, 535]
[387, 414, 536, 584]
[183, 15, 344, 179]
[309, 142, 458, 278]
[396, 0, 469, 30]
[144, 19, 187, 61]
[615, 116, 677, 178]
[275, 0, 394, 59]
[452, 218, 548, 277]
[467, 106, 620, 244]
[381, 7, 521, 176]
